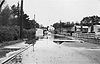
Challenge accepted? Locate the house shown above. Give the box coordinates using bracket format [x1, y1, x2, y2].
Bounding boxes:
[72, 25, 100, 38]
[93, 25, 100, 34]
[73, 25, 88, 33]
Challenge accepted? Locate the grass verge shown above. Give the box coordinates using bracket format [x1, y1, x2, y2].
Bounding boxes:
[0, 39, 24, 48]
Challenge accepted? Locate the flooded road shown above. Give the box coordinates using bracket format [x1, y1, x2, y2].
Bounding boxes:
[1, 35, 100, 64]
[21, 36, 100, 64]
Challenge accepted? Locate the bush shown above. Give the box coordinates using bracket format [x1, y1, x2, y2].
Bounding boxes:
[0, 26, 20, 43]
[0, 26, 36, 44]
[23, 29, 36, 40]
[23, 29, 36, 44]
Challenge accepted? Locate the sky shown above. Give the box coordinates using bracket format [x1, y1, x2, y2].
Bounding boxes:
[6, 0, 100, 26]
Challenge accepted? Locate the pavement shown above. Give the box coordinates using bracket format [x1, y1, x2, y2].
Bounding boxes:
[20, 36, 100, 64]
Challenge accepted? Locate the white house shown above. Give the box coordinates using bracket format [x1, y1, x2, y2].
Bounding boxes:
[73, 25, 100, 33]
[36, 28, 44, 37]
[74, 25, 88, 32]
[87, 25, 100, 34]
[94, 25, 100, 34]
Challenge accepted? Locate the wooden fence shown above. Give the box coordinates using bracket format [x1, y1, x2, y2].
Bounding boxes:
[1, 44, 32, 64]
[72, 33, 95, 39]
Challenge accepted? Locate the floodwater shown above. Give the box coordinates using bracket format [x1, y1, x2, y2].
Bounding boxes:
[21, 35, 100, 64]
[1, 35, 100, 64]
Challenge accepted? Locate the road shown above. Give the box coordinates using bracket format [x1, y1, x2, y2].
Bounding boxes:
[20, 36, 100, 64]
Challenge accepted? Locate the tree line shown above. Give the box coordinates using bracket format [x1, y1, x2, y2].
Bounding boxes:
[53, 15, 100, 33]
[0, 1, 39, 43]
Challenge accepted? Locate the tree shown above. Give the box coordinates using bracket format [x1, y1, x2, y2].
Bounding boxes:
[0, 2, 39, 29]
[29, 19, 39, 28]
[81, 15, 100, 26]
[63, 22, 74, 28]
[10, 4, 39, 29]
[53, 21, 74, 29]
[53, 22, 60, 29]
[0, 5, 11, 26]
[10, 4, 20, 26]
[22, 14, 30, 29]
[81, 15, 100, 32]
[11, 4, 20, 17]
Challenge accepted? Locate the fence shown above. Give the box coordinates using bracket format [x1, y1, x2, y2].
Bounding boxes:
[72, 33, 95, 39]
[72, 32, 100, 44]
[1, 44, 32, 64]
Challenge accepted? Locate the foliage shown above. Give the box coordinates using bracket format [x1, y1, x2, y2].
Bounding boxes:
[0, 2, 39, 44]
[0, 5, 11, 26]
[10, 4, 39, 29]
[81, 15, 100, 32]
[0, 26, 19, 42]
[23, 29, 36, 41]
[53, 22, 74, 29]
[29, 20, 39, 28]
[81, 15, 100, 26]
[0, 26, 36, 43]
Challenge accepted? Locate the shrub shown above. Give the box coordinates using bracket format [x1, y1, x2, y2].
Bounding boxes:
[0, 26, 20, 43]
[23, 29, 36, 44]
[23, 29, 36, 40]
[0, 26, 36, 44]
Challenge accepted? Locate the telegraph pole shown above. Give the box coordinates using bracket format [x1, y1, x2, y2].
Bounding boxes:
[17, 1, 19, 23]
[20, 0, 23, 39]
[60, 20, 62, 34]
[80, 21, 83, 32]
[34, 14, 35, 20]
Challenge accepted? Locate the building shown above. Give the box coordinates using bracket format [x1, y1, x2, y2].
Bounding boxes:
[94, 25, 100, 34]
[73, 25, 88, 33]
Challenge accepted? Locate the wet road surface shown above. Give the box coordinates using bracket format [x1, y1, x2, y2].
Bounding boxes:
[21, 38, 100, 64]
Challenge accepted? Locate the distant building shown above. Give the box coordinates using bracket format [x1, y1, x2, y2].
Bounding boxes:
[36, 28, 43, 37]
[94, 25, 100, 34]
[73, 25, 88, 33]
[73, 25, 100, 34]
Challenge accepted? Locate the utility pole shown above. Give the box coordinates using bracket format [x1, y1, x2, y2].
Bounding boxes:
[17, 1, 19, 22]
[20, 0, 23, 39]
[17, 1, 20, 38]
[34, 14, 35, 20]
[74, 25, 77, 32]
[80, 21, 83, 32]
[60, 20, 62, 34]
[33, 14, 36, 29]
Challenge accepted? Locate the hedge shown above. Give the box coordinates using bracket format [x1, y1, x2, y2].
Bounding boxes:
[0, 26, 36, 43]
[23, 29, 36, 39]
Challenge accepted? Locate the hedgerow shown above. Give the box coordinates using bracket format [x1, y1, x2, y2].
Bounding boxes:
[0, 26, 36, 43]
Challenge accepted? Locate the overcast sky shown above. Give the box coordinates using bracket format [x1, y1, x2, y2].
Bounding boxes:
[7, 0, 100, 26]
